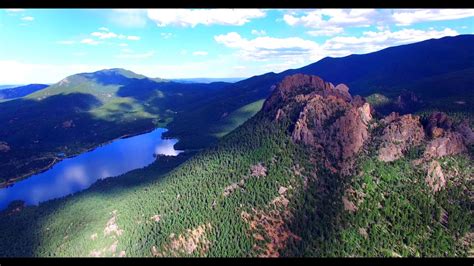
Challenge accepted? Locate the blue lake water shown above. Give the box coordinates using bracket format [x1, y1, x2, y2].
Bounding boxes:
[0, 128, 181, 210]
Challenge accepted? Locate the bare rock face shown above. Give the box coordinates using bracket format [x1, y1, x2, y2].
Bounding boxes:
[425, 112, 453, 139]
[0, 141, 10, 152]
[263, 74, 352, 119]
[425, 160, 446, 192]
[250, 163, 267, 178]
[265, 74, 372, 175]
[424, 132, 467, 159]
[456, 120, 474, 145]
[378, 113, 425, 162]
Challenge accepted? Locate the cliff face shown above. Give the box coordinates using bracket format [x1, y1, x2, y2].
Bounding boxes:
[263, 74, 472, 177]
[263, 74, 372, 175]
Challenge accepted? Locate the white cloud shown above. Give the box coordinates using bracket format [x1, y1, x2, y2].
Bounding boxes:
[99, 27, 109, 31]
[307, 27, 344, 36]
[57, 40, 75, 45]
[251, 29, 266, 36]
[5, 9, 25, 13]
[109, 9, 147, 28]
[91, 31, 117, 39]
[392, 9, 474, 25]
[89, 28, 140, 41]
[161, 32, 173, 39]
[126, 35, 140, 41]
[80, 38, 101, 45]
[147, 9, 265, 27]
[192, 51, 208, 56]
[214, 32, 323, 61]
[0, 60, 111, 84]
[115, 50, 155, 59]
[21, 16, 34, 21]
[215, 27, 459, 67]
[322, 28, 459, 56]
[283, 9, 380, 36]
[283, 9, 474, 34]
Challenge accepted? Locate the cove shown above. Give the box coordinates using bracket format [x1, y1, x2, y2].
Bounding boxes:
[0, 128, 181, 210]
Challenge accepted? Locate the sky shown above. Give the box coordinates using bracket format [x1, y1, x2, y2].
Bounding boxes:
[0, 9, 473, 84]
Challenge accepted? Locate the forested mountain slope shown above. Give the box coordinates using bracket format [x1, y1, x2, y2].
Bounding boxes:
[1, 74, 471, 257]
[0, 69, 228, 185]
[0, 84, 49, 100]
[165, 35, 474, 149]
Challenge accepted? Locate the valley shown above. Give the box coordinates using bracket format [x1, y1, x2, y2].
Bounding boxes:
[0, 34, 472, 258]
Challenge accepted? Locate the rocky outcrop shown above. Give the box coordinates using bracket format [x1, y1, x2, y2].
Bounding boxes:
[425, 112, 453, 138]
[456, 120, 474, 145]
[378, 113, 425, 162]
[264, 73, 471, 175]
[264, 74, 372, 175]
[425, 160, 446, 192]
[250, 163, 267, 178]
[0, 141, 10, 152]
[263, 74, 352, 120]
[419, 112, 471, 159]
[424, 132, 467, 159]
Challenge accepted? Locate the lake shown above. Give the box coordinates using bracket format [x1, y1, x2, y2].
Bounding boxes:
[0, 128, 182, 210]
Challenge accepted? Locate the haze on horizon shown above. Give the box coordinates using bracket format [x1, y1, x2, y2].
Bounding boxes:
[1, 8, 473, 84]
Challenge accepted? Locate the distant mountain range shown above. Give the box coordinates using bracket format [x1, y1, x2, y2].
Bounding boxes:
[0, 85, 23, 90]
[1, 34, 473, 184]
[171, 77, 246, 84]
[1, 72, 472, 257]
[0, 84, 49, 100]
[165, 35, 474, 149]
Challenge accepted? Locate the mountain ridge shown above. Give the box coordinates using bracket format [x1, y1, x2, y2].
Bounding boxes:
[1, 73, 471, 257]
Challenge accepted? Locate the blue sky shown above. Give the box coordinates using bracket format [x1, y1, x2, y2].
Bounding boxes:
[0, 9, 473, 84]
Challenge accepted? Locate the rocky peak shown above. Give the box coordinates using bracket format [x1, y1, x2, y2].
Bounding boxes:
[265, 74, 372, 175]
[262, 74, 352, 117]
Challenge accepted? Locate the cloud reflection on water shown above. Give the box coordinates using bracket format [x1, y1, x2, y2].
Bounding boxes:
[0, 128, 180, 210]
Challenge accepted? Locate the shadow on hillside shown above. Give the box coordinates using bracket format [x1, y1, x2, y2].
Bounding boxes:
[0, 93, 156, 182]
[281, 165, 348, 257]
[0, 91, 200, 257]
[0, 151, 195, 257]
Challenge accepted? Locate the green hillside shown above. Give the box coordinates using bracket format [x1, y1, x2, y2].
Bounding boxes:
[0, 69, 227, 185]
[164, 35, 474, 151]
[1, 75, 471, 257]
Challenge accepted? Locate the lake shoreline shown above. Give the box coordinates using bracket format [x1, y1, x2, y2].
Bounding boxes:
[1, 125, 164, 188]
[0, 127, 183, 210]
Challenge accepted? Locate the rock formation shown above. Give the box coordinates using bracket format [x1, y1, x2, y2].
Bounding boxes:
[425, 160, 446, 192]
[424, 132, 467, 159]
[264, 74, 372, 175]
[424, 112, 453, 138]
[378, 113, 425, 162]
